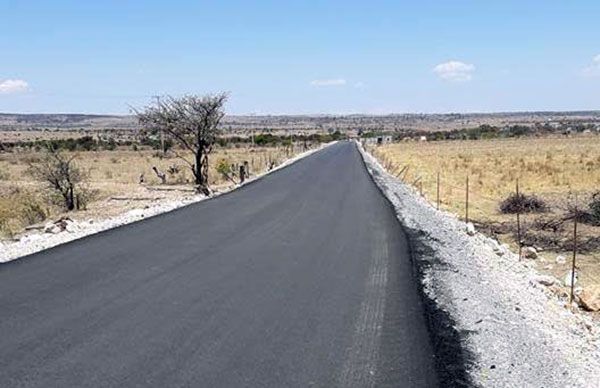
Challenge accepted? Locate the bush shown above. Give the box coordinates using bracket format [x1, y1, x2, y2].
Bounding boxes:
[216, 158, 236, 183]
[19, 195, 47, 225]
[0, 188, 48, 237]
[27, 146, 88, 211]
[500, 193, 547, 214]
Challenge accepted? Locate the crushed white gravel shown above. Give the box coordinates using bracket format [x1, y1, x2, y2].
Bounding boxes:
[357, 141, 600, 388]
[0, 142, 335, 264]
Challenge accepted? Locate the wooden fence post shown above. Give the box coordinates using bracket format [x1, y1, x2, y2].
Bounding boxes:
[239, 164, 246, 184]
[570, 196, 578, 304]
[465, 175, 469, 223]
[436, 172, 440, 210]
[516, 179, 522, 261]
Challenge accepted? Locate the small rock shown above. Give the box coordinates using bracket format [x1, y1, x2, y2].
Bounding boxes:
[523, 246, 538, 259]
[44, 223, 61, 234]
[533, 275, 558, 287]
[490, 240, 504, 256]
[578, 285, 600, 312]
[466, 222, 476, 236]
[65, 221, 79, 233]
[556, 255, 567, 264]
[564, 270, 578, 288]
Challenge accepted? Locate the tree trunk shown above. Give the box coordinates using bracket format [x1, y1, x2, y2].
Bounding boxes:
[66, 187, 75, 211]
[195, 147, 204, 186]
[201, 153, 209, 185]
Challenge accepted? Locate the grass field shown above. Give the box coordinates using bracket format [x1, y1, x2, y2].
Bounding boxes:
[0, 144, 302, 238]
[372, 135, 600, 287]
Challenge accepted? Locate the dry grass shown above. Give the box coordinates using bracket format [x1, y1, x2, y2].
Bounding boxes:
[0, 130, 94, 143]
[372, 135, 600, 287]
[0, 144, 302, 237]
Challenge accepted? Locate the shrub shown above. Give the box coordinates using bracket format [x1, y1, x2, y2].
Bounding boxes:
[19, 194, 47, 225]
[500, 193, 547, 214]
[0, 188, 48, 237]
[27, 146, 88, 211]
[216, 158, 236, 183]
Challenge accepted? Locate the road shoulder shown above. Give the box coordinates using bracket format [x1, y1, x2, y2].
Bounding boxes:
[357, 141, 600, 388]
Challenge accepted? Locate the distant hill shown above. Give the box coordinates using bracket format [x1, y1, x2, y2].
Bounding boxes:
[1, 111, 600, 133]
[0, 113, 137, 131]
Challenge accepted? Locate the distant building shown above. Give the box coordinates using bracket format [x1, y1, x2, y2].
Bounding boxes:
[363, 135, 392, 145]
[382, 135, 393, 144]
[549, 122, 561, 129]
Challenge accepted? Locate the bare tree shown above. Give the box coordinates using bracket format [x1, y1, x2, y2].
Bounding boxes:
[28, 146, 87, 211]
[135, 93, 228, 193]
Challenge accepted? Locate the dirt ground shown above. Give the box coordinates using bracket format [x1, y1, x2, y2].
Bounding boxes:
[371, 135, 600, 289]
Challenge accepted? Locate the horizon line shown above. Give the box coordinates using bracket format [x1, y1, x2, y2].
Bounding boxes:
[2, 109, 600, 118]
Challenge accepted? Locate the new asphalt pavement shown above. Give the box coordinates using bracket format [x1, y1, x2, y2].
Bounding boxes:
[0, 141, 438, 387]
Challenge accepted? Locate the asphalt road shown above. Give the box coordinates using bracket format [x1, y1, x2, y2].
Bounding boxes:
[0, 142, 438, 387]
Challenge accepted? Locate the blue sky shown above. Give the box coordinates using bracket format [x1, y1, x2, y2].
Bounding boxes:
[1, 0, 599, 114]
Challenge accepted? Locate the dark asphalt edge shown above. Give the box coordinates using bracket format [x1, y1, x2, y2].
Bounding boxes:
[402, 227, 477, 388]
[0, 143, 337, 268]
[353, 142, 476, 388]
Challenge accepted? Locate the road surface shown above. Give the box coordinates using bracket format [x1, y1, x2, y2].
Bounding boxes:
[0, 142, 438, 387]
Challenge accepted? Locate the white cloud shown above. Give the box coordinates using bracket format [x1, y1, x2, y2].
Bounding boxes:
[0, 79, 29, 94]
[433, 61, 475, 82]
[310, 78, 347, 87]
[353, 81, 365, 89]
[582, 54, 600, 76]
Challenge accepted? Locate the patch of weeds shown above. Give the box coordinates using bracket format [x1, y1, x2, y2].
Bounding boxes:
[500, 193, 547, 214]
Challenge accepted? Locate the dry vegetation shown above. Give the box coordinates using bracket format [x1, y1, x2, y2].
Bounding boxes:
[372, 135, 600, 287]
[0, 144, 301, 238]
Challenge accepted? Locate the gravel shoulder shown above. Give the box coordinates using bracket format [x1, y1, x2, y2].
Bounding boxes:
[357, 141, 600, 388]
[0, 143, 335, 263]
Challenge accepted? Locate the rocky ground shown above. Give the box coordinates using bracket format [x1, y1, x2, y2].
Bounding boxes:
[358, 141, 600, 388]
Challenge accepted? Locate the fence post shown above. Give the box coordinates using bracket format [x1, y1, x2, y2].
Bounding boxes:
[570, 196, 578, 304]
[239, 164, 246, 184]
[436, 172, 440, 210]
[516, 179, 522, 261]
[465, 175, 469, 223]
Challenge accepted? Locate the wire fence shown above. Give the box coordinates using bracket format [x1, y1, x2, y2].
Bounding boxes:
[367, 144, 599, 302]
